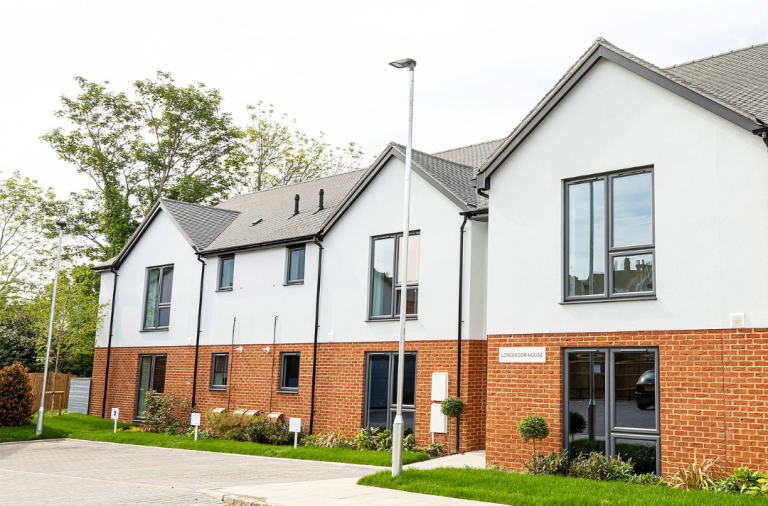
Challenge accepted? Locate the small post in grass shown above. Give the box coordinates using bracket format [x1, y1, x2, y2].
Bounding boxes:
[110, 408, 119, 433]
[190, 412, 201, 441]
[289, 417, 301, 449]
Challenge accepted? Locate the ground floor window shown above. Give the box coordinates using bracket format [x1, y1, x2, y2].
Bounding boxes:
[279, 352, 300, 392]
[136, 354, 167, 419]
[210, 353, 228, 390]
[563, 347, 660, 475]
[364, 351, 417, 436]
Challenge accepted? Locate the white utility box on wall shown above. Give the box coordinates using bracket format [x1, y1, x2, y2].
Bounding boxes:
[431, 372, 449, 402]
[430, 403, 447, 433]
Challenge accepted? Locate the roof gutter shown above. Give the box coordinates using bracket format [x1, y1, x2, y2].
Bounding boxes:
[199, 235, 318, 257]
[754, 126, 768, 150]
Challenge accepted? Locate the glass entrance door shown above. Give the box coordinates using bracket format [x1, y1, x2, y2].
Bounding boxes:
[564, 350, 607, 456]
[365, 352, 416, 437]
[135, 354, 167, 419]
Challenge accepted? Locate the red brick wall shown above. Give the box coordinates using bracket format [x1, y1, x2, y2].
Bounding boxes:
[486, 329, 768, 473]
[91, 339, 487, 451]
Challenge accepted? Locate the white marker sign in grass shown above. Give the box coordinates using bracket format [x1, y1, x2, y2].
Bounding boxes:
[289, 418, 301, 448]
[110, 408, 119, 433]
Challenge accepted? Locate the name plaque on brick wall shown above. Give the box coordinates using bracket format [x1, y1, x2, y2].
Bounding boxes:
[499, 347, 546, 363]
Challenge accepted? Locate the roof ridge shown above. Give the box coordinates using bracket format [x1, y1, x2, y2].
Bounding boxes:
[431, 138, 506, 155]
[160, 197, 241, 215]
[223, 170, 363, 201]
[664, 40, 768, 69]
[390, 142, 475, 170]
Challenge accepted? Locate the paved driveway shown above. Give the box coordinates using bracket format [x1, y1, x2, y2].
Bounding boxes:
[0, 439, 373, 506]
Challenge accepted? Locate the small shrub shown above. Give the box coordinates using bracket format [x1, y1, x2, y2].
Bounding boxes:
[374, 428, 393, 451]
[301, 434, 320, 447]
[242, 416, 300, 445]
[0, 362, 35, 427]
[205, 411, 250, 439]
[403, 433, 417, 452]
[144, 390, 191, 434]
[569, 452, 634, 481]
[524, 450, 569, 476]
[516, 414, 549, 454]
[424, 442, 444, 457]
[666, 454, 721, 491]
[354, 426, 381, 450]
[440, 397, 465, 419]
[717, 467, 768, 495]
[626, 473, 665, 486]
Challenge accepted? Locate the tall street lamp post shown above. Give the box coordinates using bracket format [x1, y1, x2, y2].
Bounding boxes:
[36, 220, 67, 435]
[388, 57, 416, 477]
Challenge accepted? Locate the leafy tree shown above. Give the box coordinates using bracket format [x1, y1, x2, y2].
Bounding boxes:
[0, 308, 40, 372]
[43, 73, 248, 261]
[242, 102, 363, 192]
[0, 172, 61, 304]
[29, 265, 105, 377]
[0, 362, 35, 427]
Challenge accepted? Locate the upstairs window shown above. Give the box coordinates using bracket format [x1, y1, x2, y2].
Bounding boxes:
[286, 246, 305, 284]
[218, 255, 234, 290]
[565, 168, 654, 301]
[143, 265, 173, 329]
[370, 232, 420, 319]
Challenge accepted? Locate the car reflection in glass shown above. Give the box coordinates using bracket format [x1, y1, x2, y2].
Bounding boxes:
[635, 370, 655, 410]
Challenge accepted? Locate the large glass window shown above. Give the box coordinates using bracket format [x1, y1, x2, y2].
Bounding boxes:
[143, 265, 173, 329]
[286, 246, 305, 284]
[210, 353, 228, 390]
[218, 256, 234, 290]
[565, 169, 654, 301]
[135, 354, 167, 418]
[365, 352, 417, 436]
[370, 232, 420, 319]
[564, 347, 660, 475]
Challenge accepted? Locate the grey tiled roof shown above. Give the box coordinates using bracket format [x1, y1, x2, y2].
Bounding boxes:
[431, 139, 505, 171]
[665, 42, 768, 123]
[390, 143, 487, 209]
[479, 38, 766, 174]
[159, 199, 240, 251]
[201, 170, 366, 253]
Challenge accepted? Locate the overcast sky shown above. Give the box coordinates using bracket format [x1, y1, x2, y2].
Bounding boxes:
[1, 0, 767, 198]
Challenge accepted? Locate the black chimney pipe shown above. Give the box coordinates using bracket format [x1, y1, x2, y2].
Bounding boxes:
[294, 194, 300, 215]
[318, 189, 324, 211]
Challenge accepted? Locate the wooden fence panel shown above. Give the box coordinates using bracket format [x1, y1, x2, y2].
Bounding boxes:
[29, 373, 75, 412]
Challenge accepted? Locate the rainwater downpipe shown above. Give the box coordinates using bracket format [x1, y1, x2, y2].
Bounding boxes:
[191, 255, 206, 410]
[456, 214, 468, 452]
[309, 236, 324, 435]
[100, 267, 119, 418]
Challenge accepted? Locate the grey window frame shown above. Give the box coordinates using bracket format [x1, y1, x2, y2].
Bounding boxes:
[209, 353, 229, 391]
[134, 353, 167, 419]
[367, 231, 420, 320]
[142, 264, 173, 331]
[562, 346, 661, 475]
[363, 351, 418, 432]
[278, 352, 300, 393]
[217, 255, 234, 291]
[563, 166, 655, 302]
[285, 245, 306, 285]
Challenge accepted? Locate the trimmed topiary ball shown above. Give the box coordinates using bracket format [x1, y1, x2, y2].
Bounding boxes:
[440, 396, 465, 419]
[0, 362, 35, 427]
[517, 414, 550, 454]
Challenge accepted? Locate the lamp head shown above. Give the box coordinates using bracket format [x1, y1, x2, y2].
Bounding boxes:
[389, 58, 416, 70]
[55, 220, 67, 229]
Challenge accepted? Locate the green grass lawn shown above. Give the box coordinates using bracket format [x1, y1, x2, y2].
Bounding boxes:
[0, 413, 429, 467]
[358, 468, 768, 506]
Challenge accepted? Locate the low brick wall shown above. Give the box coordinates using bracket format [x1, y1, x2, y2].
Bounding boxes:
[486, 329, 768, 473]
[91, 339, 487, 451]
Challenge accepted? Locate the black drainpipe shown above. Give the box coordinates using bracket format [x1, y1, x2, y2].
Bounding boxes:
[191, 255, 206, 410]
[101, 266, 119, 418]
[309, 235, 324, 434]
[754, 126, 768, 150]
[456, 214, 469, 452]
